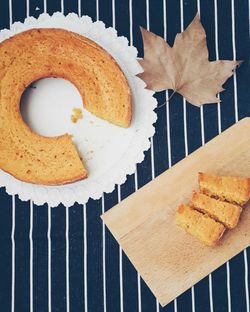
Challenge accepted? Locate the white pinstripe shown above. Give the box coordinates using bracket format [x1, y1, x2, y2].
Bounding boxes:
[76, 3, 88, 312]
[133, 169, 142, 312]
[226, 262, 231, 312]
[29, 201, 33, 312]
[112, 0, 115, 29]
[249, 0, 250, 36]
[128, 2, 141, 310]
[129, 0, 133, 46]
[146, 0, 149, 30]
[231, 1, 250, 310]
[130, 4, 141, 311]
[197, 0, 200, 14]
[166, 102, 172, 169]
[137, 273, 142, 312]
[215, 1, 233, 311]
[66, 207, 70, 312]
[182, 98, 188, 155]
[78, 0, 81, 17]
[200, 106, 205, 145]
[61, 0, 64, 15]
[101, 195, 107, 312]
[163, 0, 172, 170]
[11, 195, 15, 312]
[209, 274, 214, 312]
[9, 0, 12, 25]
[165, 21, 177, 312]
[118, 243, 124, 312]
[42, 3, 50, 311]
[191, 287, 196, 312]
[244, 250, 250, 312]
[231, 0, 238, 122]
[163, 2, 175, 312]
[198, 4, 214, 312]
[96, 0, 99, 21]
[108, 1, 124, 309]
[145, 1, 159, 311]
[9, 5, 14, 312]
[47, 206, 52, 312]
[26, 0, 29, 18]
[210, 2, 225, 312]
[25, 2, 34, 311]
[199, 0, 205, 150]
[96, 2, 107, 309]
[180, 1, 195, 311]
[83, 204, 88, 312]
[117, 185, 124, 312]
[174, 299, 178, 312]
[214, 0, 221, 134]
[180, 0, 189, 158]
[163, 1, 177, 310]
[198, 0, 205, 147]
[44, 0, 47, 14]
[145, 0, 156, 187]
[58, 0, 70, 309]
[197, 0, 205, 148]
[198, 2, 214, 312]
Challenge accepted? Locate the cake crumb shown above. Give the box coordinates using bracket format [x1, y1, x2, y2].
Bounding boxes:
[71, 108, 83, 123]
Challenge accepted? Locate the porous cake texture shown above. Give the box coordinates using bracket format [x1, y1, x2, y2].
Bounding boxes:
[190, 191, 242, 229]
[0, 29, 132, 185]
[176, 173, 249, 246]
[176, 204, 225, 246]
[198, 172, 250, 206]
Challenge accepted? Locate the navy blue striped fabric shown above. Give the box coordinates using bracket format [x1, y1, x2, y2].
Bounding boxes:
[0, 1, 249, 312]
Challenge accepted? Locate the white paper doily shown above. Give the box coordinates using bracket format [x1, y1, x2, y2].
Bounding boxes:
[0, 12, 157, 207]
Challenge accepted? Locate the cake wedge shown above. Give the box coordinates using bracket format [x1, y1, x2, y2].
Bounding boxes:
[190, 191, 242, 229]
[176, 204, 225, 246]
[198, 173, 250, 206]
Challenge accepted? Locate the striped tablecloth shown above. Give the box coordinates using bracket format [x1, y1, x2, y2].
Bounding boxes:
[0, 0, 249, 311]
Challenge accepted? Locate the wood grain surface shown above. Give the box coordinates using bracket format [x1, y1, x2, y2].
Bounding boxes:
[102, 117, 250, 307]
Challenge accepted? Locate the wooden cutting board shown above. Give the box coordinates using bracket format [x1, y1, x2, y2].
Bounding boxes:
[101, 117, 250, 307]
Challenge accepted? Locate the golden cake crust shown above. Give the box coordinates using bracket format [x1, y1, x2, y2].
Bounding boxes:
[198, 172, 250, 206]
[190, 191, 242, 229]
[176, 204, 225, 246]
[0, 28, 132, 185]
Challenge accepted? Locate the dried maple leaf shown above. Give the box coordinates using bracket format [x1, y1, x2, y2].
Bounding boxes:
[137, 15, 241, 106]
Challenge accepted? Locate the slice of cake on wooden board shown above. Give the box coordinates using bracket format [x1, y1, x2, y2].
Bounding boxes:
[190, 191, 242, 229]
[177, 173, 248, 245]
[102, 118, 250, 307]
[176, 204, 225, 246]
[198, 172, 250, 206]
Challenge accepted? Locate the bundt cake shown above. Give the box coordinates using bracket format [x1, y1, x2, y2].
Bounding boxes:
[0, 28, 132, 185]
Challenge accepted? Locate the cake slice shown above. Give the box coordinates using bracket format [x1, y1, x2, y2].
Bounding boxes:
[198, 173, 250, 206]
[190, 191, 242, 229]
[176, 204, 225, 246]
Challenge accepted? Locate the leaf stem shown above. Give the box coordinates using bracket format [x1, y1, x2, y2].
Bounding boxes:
[156, 91, 176, 109]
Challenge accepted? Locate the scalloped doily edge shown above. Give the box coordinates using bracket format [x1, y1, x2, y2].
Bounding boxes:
[0, 12, 157, 207]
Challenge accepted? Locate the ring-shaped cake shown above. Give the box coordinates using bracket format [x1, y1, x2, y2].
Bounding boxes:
[0, 29, 132, 185]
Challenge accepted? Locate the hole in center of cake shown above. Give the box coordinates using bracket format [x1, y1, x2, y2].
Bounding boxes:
[20, 77, 83, 137]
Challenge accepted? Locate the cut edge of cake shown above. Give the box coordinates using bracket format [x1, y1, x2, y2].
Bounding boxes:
[176, 204, 225, 247]
[198, 172, 250, 206]
[190, 191, 242, 229]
